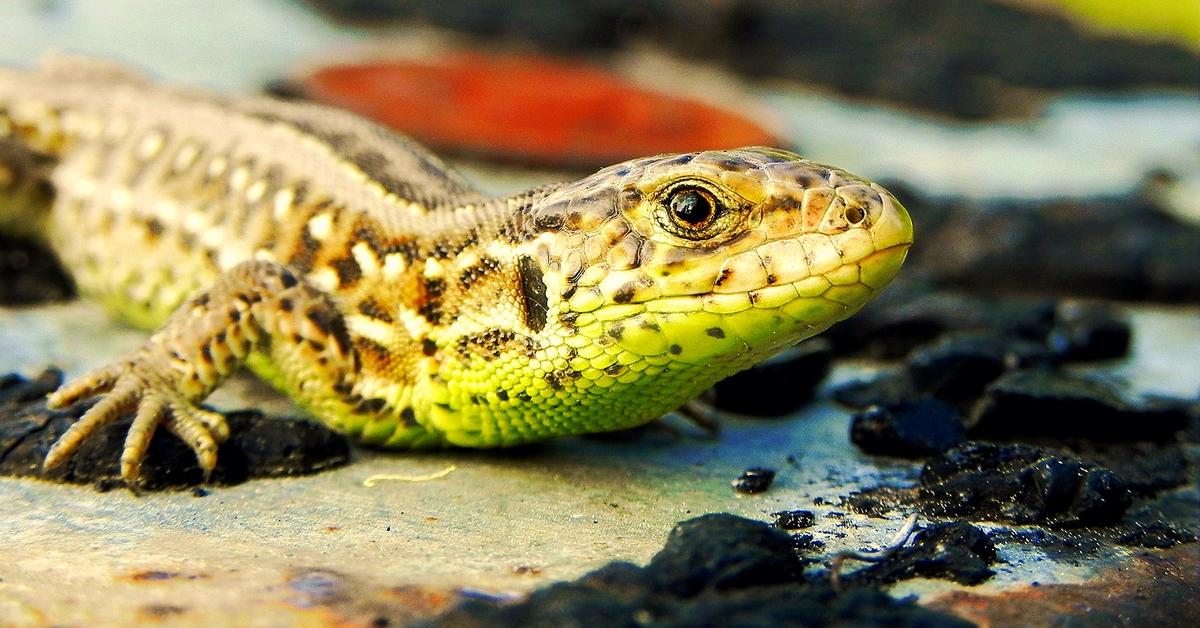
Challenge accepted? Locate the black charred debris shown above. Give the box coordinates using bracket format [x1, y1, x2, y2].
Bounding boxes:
[308, 0, 1198, 121]
[0, 368, 349, 490]
[424, 513, 978, 628]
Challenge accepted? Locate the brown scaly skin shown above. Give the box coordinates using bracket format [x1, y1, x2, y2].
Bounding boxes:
[0, 57, 913, 485]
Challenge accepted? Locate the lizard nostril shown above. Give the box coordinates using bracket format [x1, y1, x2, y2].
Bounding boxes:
[845, 205, 866, 224]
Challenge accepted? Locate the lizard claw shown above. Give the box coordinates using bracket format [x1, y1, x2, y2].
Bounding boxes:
[44, 358, 229, 485]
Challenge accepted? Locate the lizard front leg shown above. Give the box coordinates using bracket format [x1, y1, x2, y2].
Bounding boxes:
[43, 260, 358, 484]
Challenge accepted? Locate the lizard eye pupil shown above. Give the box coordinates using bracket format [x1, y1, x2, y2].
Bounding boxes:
[668, 188, 715, 228]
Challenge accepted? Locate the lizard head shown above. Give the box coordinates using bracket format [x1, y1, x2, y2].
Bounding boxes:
[529, 147, 912, 362]
[434, 147, 912, 445]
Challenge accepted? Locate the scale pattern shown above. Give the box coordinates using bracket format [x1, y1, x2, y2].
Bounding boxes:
[0, 58, 913, 483]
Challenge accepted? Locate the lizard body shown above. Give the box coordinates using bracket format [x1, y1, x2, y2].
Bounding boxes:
[0, 58, 913, 483]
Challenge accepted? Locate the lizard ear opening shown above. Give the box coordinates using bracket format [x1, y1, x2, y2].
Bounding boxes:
[517, 256, 548, 332]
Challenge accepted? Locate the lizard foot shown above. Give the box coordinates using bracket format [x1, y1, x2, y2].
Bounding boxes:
[45, 356, 230, 485]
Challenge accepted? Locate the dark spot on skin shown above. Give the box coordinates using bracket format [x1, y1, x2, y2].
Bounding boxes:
[456, 328, 528, 361]
[715, 268, 733, 287]
[382, 240, 420, 265]
[669, 344, 683, 355]
[333, 382, 353, 396]
[533, 212, 565, 232]
[615, 166, 630, 176]
[604, 364, 624, 376]
[620, 188, 642, 208]
[425, 278, 446, 298]
[279, 298, 293, 312]
[280, 270, 298, 288]
[229, 309, 241, 323]
[200, 345, 213, 364]
[400, 407, 417, 426]
[354, 337, 391, 366]
[517, 256, 549, 332]
[305, 308, 333, 335]
[749, 292, 760, 305]
[669, 154, 696, 165]
[308, 340, 326, 352]
[469, 394, 482, 405]
[214, 332, 226, 345]
[330, 256, 361, 287]
[357, 299, 393, 322]
[421, 338, 437, 356]
[128, 570, 183, 582]
[766, 274, 778, 285]
[307, 305, 353, 353]
[561, 286, 578, 301]
[145, 217, 165, 237]
[496, 390, 510, 401]
[141, 605, 186, 618]
[418, 301, 443, 325]
[459, 256, 502, 288]
[289, 229, 321, 271]
[720, 158, 752, 172]
[613, 286, 636, 304]
[560, 312, 579, 328]
[607, 324, 624, 341]
[516, 391, 532, 402]
[706, 327, 726, 339]
[544, 372, 565, 390]
[355, 398, 387, 414]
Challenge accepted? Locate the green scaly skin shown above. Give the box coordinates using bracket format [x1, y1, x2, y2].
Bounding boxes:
[0, 57, 913, 484]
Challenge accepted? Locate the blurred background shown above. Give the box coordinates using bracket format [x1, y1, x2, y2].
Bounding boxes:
[1, 2, 1199, 625]
[2, 0, 1198, 305]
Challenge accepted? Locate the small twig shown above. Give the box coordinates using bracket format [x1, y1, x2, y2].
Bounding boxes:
[829, 513, 919, 592]
[362, 464, 457, 487]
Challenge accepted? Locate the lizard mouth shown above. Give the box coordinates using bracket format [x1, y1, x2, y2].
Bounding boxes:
[570, 243, 910, 365]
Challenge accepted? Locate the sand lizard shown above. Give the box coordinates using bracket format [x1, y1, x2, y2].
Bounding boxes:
[0, 57, 913, 485]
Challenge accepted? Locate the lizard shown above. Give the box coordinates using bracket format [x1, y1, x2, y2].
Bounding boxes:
[0, 56, 913, 486]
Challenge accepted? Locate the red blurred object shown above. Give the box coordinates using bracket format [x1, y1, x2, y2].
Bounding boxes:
[294, 52, 783, 167]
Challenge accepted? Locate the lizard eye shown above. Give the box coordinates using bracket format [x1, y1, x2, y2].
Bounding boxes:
[666, 187, 718, 231]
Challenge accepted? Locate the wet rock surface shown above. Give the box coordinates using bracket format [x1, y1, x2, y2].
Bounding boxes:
[425, 514, 973, 628]
[919, 443, 1132, 527]
[309, 0, 1198, 120]
[0, 369, 350, 490]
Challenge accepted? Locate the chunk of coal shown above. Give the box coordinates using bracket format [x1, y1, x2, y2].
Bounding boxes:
[920, 443, 1132, 527]
[731, 467, 776, 494]
[845, 486, 920, 519]
[648, 513, 802, 597]
[831, 372, 915, 410]
[907, 334, 1050, 406]
[711, 341, 832, 416]
[1065, 441, 1191, 497]
[0, 234, 75, 305]
[969, 370, 1190, 442]
[851, 521, 997, 586]
[1044, 302, 1131, 362]
[826, 289, 998, 360]
[910, 192, 1200, 303]
[425, 513, 971, 627]
[771, 509, 816, 530]
[850, 399, 966, 458]
[0, 369, 350, 489]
